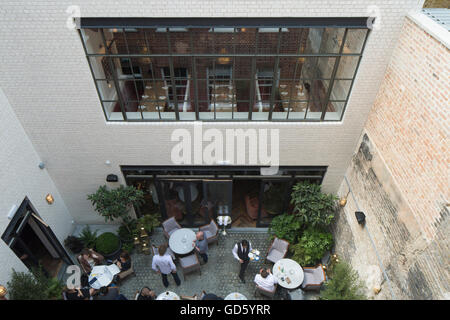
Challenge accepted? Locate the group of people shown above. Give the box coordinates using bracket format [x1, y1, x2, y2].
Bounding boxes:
[64, 234, 277, 300]
[63, 248, 135, 300]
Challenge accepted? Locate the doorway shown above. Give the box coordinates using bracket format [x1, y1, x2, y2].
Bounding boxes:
[2, 198, 73, 278]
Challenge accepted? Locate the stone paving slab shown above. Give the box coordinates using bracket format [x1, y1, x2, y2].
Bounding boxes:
[68, 226, 318, 300]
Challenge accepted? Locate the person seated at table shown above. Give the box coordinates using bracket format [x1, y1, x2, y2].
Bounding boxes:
[254, 268, 278, 292]
[232, 239, 252, 283]
[135, 287, 156, 300]
[152, 243, 181, 288]
[79, 248, 105, 274]
[63, 286, 94, 300]
[93, 285, 127, 300]
[114, 250, 131, 272]
[192, 231, 208, 264]
[200, 291, 223, 300]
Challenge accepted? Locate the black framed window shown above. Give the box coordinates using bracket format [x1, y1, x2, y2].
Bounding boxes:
[78, 18, 370, 122]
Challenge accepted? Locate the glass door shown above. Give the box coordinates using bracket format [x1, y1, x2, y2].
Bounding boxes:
[203, 180, 233, 221]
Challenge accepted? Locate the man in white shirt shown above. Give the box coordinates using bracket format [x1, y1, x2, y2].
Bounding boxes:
[151, 243, 181, 287]
[254, 268, 278, 292]
[232, 239, 252, 283]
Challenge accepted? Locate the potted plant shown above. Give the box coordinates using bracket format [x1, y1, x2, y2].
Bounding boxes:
[64, 236, 84, 254]
[87, 185, 145, 233]
[137, 213, 161, 235]
[79, 225, 99, 249]
[95, 232, 122, 260]
[290, 181, 338, 229]
[289, 227, 334, 266]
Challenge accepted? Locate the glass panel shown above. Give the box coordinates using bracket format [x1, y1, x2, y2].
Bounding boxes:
[169, 29, 192, 54]
[161, 181, 185, 222]
[191, 28, 213, 54]
[128, 178, 161, 218]
[343, 29, 367, 54]
[80, 28, 104, 54]
[213, 28, 235, 54]
[259, 181, 291, 225]
[96, 80, 118, 101]
[89, 56, 114, 80]
[257, 28, 280, 54]
[102, 101, 124, 120]
[304, 28, 345, 54]
[336, 56, 360, 79]
[330, 80, 352, 101]
[298, 57, 336, 79]
[123, 29, 147, 54]
[305, 79, 327, 120]
[279, 56, 301, 80]
[205, 180, 233, 218]
[234, 28, 257, 54]
[144, 28, 169, 54]
[107, 28, 127, 54]
[280, 28, 306, 54]
[324, 101, 346, 121]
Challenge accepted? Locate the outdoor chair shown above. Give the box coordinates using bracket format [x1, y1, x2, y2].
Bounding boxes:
[179, 253, 201, 280]
[77, 254, 90, 274]
[162, 217, 182, 239]
[115, 261, 136, 284]
[254, 284, 277, 299]
[301, 264, 327, 291]
[199, 219, 220, 245]
[166, 246, 177, 261]
[266, 237, 289, 264]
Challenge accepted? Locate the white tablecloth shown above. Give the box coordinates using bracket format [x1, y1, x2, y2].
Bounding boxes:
[273, 258, 304, 289]
[169, 228, 197, 255]
[224, 292, 247, 300]
[157, 291, 180, 300]
[88, 264, 121, 289]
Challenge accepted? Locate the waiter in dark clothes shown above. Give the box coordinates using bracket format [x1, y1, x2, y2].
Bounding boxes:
[232, 239, 252, 283]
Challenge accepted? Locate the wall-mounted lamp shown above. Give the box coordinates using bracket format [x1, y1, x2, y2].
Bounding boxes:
[355, 211, 366, 225]
[38, 162, 45, 169]
[106, 174, 118, 182]
[0, 285, 7, 299]
[339, 190, 351, 207]
[45, 194, 54, 205]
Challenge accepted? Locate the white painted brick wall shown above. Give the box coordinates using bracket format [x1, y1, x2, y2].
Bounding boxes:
[0, 88, 74, 290]
[0, 0, 424, 224]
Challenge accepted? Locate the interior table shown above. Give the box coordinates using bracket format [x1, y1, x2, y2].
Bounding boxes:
[157, 291, 180, 300]
[169, 228, 197, 255]
[224, 292, 247, 300]
[272, 258, 304, 289]
[88, 264, 121, 290]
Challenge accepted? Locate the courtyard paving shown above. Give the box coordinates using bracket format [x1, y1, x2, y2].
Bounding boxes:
[70, 226, 318, 300]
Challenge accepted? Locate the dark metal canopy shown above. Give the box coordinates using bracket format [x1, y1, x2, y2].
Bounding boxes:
[78, 17, 373, 29]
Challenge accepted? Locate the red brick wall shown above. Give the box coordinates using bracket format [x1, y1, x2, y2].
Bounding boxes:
[365, 17, 449, 240]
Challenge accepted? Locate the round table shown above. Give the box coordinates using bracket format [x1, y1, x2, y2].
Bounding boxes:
[156, 291, 180, 300]
[88, 264, 121, 289]
[169, 228, 196, 255]
[224, 292, 247, 300]
[272, 258, 304, 289]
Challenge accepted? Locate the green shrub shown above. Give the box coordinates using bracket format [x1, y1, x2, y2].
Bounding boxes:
[7, 267, 63, 300]
[290, 181, 338, 228]
[268, 213, 303, 243]
[95, 232, 120, 255]
[79, 225, 98, 248]
[320, 261, 367, 300]
[290, 227, 333, 266]
[64, 236, 84, 254]
[122, 242, 135, 253]
[137, 213, 161, 234]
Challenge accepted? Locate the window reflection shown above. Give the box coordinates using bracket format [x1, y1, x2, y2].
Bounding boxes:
[81, 25, 368, 121]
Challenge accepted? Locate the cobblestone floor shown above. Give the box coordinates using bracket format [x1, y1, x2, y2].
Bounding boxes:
[69, 226, 318, 300]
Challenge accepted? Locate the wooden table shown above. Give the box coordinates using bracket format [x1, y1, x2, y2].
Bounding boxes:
[168, 228, 196, 255]
[272, 258, 304, 289]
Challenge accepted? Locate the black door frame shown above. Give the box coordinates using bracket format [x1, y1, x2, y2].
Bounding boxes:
[1, 197, 74, 273]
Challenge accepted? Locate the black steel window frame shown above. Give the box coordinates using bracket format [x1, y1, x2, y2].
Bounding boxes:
[78, 18, 371, 122]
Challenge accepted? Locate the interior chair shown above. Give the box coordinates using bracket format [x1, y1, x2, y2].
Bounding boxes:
[162, 217, 182, 239]
[254, 284, 277, 299]
[199, 219, 220, 245]
[301, 264, 327, 291]
[179, 253, 201, 280]
[266, 237, 289, 264]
